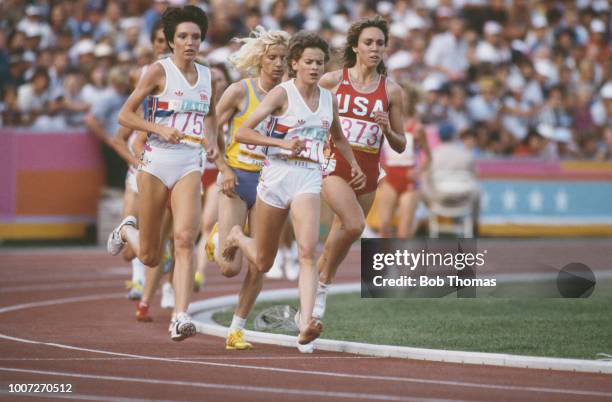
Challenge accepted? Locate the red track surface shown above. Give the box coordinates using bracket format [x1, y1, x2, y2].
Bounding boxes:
[0, 248, 611, 402]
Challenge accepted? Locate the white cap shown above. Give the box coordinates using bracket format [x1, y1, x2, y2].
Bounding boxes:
[590, 19, 605, 33]
[329, 14, 350, 34]
[511, 39, 529, 54]
[405, 14, 426, 31]
[25, 5, 43, 16]
[552, 127, 572, 143]
[534, 59, 556, 79]
[73, 39, 96, 56]
[387, 51, 413, 71]
[422, 75, 443, 92]
[507, 74, 525, 91]
[531, 14, 547, 29]
[484, 21, 502, 36]
[94, 43, 114, 57]
[390, 22, 408, 39]
[537, 124, 572, 143]
[120, 17, 142, 31]
[601, 82, 612, 99]
[303, 19, 321, 31]
[376, 1, 394, 15]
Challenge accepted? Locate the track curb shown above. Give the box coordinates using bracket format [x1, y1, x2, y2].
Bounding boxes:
[189, 283, 612, 374]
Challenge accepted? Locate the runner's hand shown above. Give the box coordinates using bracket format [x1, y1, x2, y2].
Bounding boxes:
[158, 126, 184, 144]
[284, 138, 306, 157]
[204, 138, 220, 162]
[349, 162, 366, 191]
[374, 112, 391, 135]
[220, 168, 238, 198]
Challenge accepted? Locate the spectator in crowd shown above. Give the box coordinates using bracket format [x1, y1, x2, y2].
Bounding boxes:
[16, 66, 55, 127]
[0, 0, 608, 160]
[84, 66, 130, 190]
[425, 15, 468, 82]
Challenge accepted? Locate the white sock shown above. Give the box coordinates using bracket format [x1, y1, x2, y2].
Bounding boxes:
[289, 241, 298, 259]
[131, 258, 146, 285]
[313, 282, 329, 319]
[229, 315, 247, 332]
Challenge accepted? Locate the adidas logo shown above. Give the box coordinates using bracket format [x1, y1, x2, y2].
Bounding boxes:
[175, 90, 184, 96]
[297, 119, 306, 126]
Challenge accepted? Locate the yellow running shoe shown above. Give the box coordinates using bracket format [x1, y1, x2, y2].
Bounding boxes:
[205, 223, 219, 262]
[226, 329, 253, 350]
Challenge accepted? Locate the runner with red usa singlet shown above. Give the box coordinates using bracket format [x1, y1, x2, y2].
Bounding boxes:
[314, 16, 406, 320]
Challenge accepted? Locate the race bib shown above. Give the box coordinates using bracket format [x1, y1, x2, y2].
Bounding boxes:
[286, 126, 327, 164]
[340, 117, 382, 153]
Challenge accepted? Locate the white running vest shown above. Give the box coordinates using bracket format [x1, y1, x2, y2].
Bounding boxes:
[146, 58, 212, 150]
[265, 79, 333, 165]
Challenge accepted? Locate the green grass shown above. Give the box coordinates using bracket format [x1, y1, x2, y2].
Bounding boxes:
[214, 281, 612, 360]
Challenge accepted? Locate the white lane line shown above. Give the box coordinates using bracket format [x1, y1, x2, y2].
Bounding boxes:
[0, 390, 180, 402]
[2, 292, 611, 398]
[1, 281, 123, 293]
[0, 282, 240, 294]
[0, 367, 451, 402]
[0, 356, 381, 362]
[0, 293, 125, 314]
[1, 333, 610, 399]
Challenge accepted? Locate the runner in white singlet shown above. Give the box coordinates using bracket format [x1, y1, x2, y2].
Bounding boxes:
[221, 31, 365, 353]
[108, 6, 218, 342]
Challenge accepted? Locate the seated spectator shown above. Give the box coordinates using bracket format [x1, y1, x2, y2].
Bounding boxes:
[16, 67, 56, 127]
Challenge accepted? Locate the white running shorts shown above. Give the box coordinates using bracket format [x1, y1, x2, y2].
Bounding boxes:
[139, 145, 204, 189]
[257, 159, 322, 209]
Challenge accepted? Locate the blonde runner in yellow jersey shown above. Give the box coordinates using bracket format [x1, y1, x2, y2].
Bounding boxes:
[225, 78, 268, 172]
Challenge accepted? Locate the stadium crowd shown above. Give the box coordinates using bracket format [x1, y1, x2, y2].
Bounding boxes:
[0, 0, 610, 160]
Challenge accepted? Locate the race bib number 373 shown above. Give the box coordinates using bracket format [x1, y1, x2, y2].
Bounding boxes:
[340, 117, 382, 152]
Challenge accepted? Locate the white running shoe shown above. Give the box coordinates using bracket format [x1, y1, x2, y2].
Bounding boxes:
[296, 339, 314, 353]
[265, 249, 285, 279]
[107, 216, 137, 256]
[284, 258, 300, 281]
[168, 313, 177, 333]
[160, 282, 175, 310]
[170, 313, 196, 341]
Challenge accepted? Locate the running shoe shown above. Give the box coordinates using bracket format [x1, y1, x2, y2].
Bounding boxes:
[226, 329, 253, 350]
[170, 313, 196, 341]
[297, 318, 322, 353]
[205, 223, 219, 262]
[107, 215, 137, 256]
[160, 282, 175, 309]
[193, 271, 204, 292]
[135, 301, 152, 322]
[125, 280, 143, 300]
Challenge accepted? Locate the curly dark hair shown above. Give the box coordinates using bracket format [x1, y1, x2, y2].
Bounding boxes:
[287, 31, 330, 78]
[161, 6, 208, 52]
[343, 15, 389, 75]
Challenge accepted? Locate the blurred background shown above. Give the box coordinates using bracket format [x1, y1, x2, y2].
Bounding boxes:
[0, 0, 610, 244]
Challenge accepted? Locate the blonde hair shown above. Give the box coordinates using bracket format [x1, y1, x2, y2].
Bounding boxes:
[229, 26, 290, 77]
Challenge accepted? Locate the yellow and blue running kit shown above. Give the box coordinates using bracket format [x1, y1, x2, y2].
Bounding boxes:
[223, 78, 268, 209]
